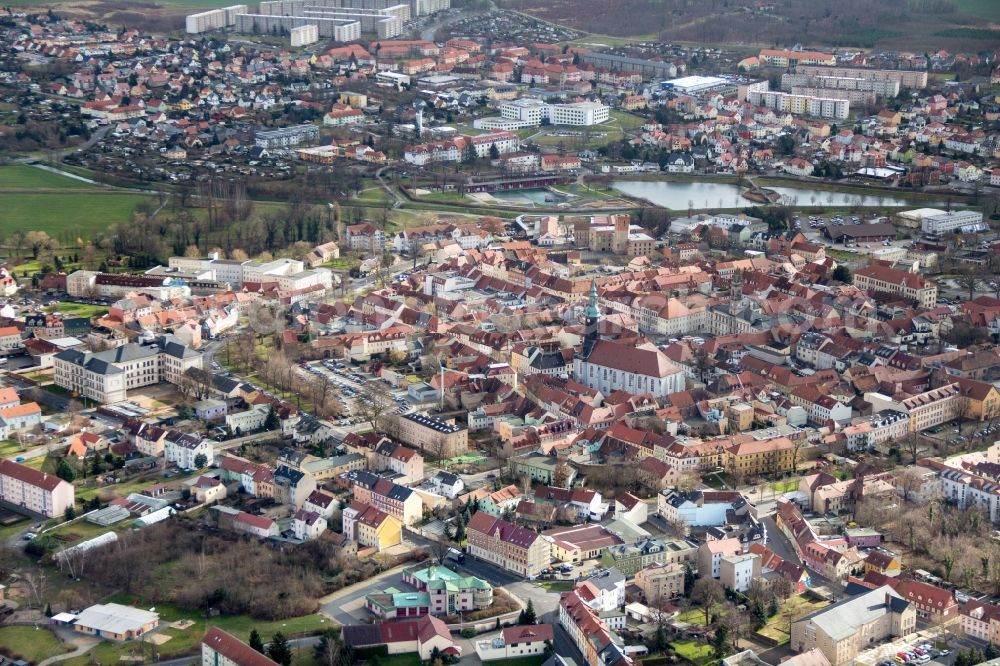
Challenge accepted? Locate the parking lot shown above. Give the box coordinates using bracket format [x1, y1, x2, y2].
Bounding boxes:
[854, 630, 969, 666]
[302, 359, 415, 423]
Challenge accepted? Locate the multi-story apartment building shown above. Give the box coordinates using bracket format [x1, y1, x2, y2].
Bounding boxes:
[795, 65, 928, 89]
[939, 467, 1000, 523]
[866, 384, 960, 433]
[0, 459, 75, 518]
[600, 538, 697, 576]
[747, 90, 849, 120]
[724, 437, 796, 476]
[273, 465, 317, 508]
[342, 500, 402, 551]
[185, 5, 247, 33]
[758, 49, 835, 67]
[580, 52, 676, 79]
[853, 264, 937, 309]
[345, 470, 423, 525]
[633, 561, 685, 602]
[467, 513, 551, 577]
[289, 23, 318, 46]
[790, 585, 916, 665]
[164, 431, 214, 470]
[53, 335, 203, 404]
[781, 73, 901, 97]
[910, 209, 985, 235]
[790, 86, 875, 106]
[396, 412, 468, 458]
[720, 553, 761, 592]
[371, 441, 424, 484]
[202, 626, 281, 666]
[559, 590, 634, 666]
[254, 124, 320, 149]
[344, 222, 386, 252]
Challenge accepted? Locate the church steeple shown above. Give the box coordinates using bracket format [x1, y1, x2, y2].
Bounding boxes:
[586, 278, 600, 320]
[582, 278, 600, 358]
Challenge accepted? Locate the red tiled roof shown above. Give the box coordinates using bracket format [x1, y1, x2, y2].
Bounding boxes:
[0, 459, 66, 491]
[202, 627, 280, 666]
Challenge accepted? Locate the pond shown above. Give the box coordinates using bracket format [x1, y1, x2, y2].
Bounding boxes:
[612, 179, 935, 210]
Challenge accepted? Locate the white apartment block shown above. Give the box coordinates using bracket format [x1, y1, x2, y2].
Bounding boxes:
[164, 431, 215, 470]
[939, 468, 1000, 523]
[290, 23, 319, 46]
[791, 86, 875, 107]
[499, 99, 610, 126]
[781, 73, 900, 97]
[747, 90, 849, 120]
[913, 209, 985, 235]
[0, 459, 75, 518]
[795, 65, 928, 89]
[185, 5, 247, 33]
[53, 335, 203, 404]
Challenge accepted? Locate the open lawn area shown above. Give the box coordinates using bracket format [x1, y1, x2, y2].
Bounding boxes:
[533, 580, 575, 592]
[770, 478, 799, 494]
[757, 594, 830, 645]
[672, 640, 715, 666]
[0, 626, 74, 663]
[0, 192, 154, 240]
[0, 439, 24, 457]
[0, 165, 91, 190]
[45, 301, 109, 319]
[678, 607, 709, 626]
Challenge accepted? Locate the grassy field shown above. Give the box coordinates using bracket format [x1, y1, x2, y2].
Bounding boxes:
[566, 32, 659, 46]
[0, 439, 24, 456]
[954, 0, 1000, 21]
[0, 626, 74, 663]
[45, 301, 109, 319]
[0, 192, 153, 240]
[757, 594, 829, 645]
[677, 607, 710, 625]
[0, 165, 91, 190]
[673, 640, 716, 666]
[770, 478, 799, 494]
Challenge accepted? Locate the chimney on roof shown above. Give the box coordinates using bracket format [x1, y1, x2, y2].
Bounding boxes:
[885, 592, 891, 608]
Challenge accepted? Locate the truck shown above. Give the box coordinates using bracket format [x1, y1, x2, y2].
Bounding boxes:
[445, 547, 465, 564]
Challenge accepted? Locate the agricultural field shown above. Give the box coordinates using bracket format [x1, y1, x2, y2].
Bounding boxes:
[0, 165, 153, 242]
[501, 0, 999, 49]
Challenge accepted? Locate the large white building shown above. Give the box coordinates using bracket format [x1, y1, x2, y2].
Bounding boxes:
[53, 335, 203, 404]
[499, 99, 610, 126]
[164, 431, 215, 470]
[290, 23, 319, 46]
[897, 208, 986, 235]
[185, 5, 247, 33]
[0, 459, 75, 518]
